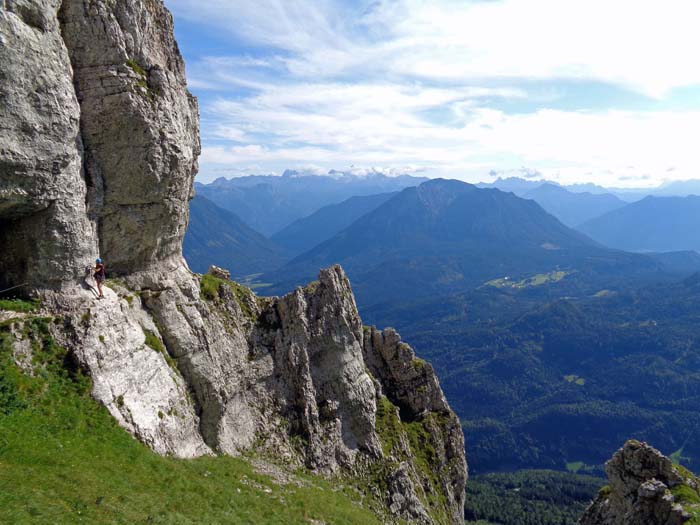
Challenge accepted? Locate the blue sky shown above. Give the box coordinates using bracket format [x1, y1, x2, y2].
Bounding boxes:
[165, 0, 700, 186]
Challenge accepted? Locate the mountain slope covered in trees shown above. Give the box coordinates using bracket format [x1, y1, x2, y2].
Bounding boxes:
[267, 179, 668, 307]
[184, 194, 287, 276]
[364, 273, 700, 474]
[579, 195, 700, 253]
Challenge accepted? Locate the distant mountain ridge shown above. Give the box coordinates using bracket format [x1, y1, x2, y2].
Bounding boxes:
[265, 178, 666, 307]
[522, 183, 626, 227]
[578, 195, 700, 253]
[481, 175, 700, 200]
[270, 192, 397, 257]
[195, 172, 427, 235]
[184, 194, 287, 277]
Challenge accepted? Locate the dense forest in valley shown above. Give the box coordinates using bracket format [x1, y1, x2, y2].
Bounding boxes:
[365, 272, 700, 473]
[464, 470, 605, 525]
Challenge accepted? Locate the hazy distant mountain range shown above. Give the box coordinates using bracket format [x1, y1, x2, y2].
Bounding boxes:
[270, 192, 397, 257]
[264, 179, 675, 306]
[188, 175, 700, 283]
[195, 170, 427, 236]
[521, 183, 626, 227]
[482, 175, 700, 201]
[578, 196, 700, 253]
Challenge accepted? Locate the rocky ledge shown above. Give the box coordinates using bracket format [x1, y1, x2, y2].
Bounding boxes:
[5, 265, 467, 524]
[580, 440, 700, 525]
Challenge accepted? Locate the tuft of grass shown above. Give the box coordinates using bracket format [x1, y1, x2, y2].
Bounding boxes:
[143, 329, 178, 371]
[125, 58, 146, 78]
[0, 320, 382, 525]
[200, 273, 223, 302]
[303, 281, 320, 294]
[0, 298, 40, 313]
[375, 396, 402, 457]
[373, 396, 450, 523]
[411, 357, 426, 369]
[143, 329, 165, 354]
[672, 484, 700, 505]
[200, 274, 258, 321]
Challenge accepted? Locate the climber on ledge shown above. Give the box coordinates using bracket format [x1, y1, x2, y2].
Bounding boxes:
[94, 258, 106, 299]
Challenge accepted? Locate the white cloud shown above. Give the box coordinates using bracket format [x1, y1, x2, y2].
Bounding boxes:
[170, 0, 700, 96]
[201, 92, 700, 187]
[166, 0, 700, 185]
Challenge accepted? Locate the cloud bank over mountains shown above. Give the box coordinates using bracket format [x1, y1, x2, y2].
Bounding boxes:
[167, 0, 700, 186]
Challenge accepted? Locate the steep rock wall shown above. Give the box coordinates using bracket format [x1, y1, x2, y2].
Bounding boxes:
[59, 0, 199, 276]
[0, 0, 198, 292]
[0, 1, 96, 290]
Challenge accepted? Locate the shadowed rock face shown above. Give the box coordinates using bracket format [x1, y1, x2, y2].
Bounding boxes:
[580, 440, 694, 525]
[1, 2, 467, 523]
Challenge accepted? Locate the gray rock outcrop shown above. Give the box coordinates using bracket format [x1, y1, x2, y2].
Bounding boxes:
[580, 440, 696, 525]
[0, 1, 467, 523]
[59, 0, 200, 277]
[364, 326, 467, 524]
[0, 1, 96, 291]
[1, 0, 198, 291]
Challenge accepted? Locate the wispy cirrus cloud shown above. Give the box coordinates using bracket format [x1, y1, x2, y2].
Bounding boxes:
[166, 0, 700, 185]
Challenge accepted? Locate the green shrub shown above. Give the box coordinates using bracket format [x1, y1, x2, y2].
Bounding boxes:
[672, 483, 700, 505]
[200, 274, 222, 302]
[200, 275, 258, 321]
[125, 58, 146, 78]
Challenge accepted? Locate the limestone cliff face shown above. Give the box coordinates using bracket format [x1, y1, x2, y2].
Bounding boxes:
[0, 0, 198, 290]
[59, 0, 199, 276]
[0, 1, 467, 523]
[0, 1, 96, 290]
[580, 440, 697, 525]
[32, 265, 467, 524]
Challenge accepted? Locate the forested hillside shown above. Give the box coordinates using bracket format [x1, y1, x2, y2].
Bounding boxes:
[365, 273, 700, 473]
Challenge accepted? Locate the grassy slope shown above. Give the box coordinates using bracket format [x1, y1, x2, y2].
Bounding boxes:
[0, 317, 381, 524]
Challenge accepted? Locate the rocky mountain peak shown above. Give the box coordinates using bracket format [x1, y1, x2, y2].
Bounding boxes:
[580, 440, 699, 525]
